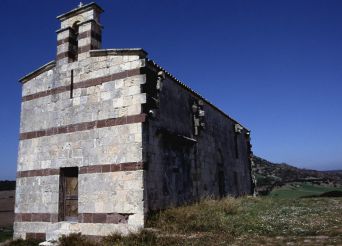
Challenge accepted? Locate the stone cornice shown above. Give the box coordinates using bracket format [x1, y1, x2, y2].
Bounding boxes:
[90, 49, 148, 58]
[56, 2, 103, 21]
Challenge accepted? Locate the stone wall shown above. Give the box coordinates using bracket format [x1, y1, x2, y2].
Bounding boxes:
[144, 64, 253, 211]
[15, 53, 147, 240]
[17, 124, 143, 171]
[15, 176, 59, 213]
[20, 74, 145, 133]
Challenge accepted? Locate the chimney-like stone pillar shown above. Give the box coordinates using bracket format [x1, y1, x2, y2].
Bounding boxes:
[56, 2, 103, 64]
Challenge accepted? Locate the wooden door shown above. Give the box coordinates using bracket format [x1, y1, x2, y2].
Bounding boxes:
[59, 167, 78, 222]
[64, 176, 78, 221]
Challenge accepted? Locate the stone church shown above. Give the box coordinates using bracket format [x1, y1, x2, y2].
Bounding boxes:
[14, 2, 254, 242]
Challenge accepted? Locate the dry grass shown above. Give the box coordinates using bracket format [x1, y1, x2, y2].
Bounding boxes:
[3, 196, 342, 245]
[147, 196, 241, 235]
[101, 230, 157, 246]
[145, 196, 342, 245]
[52, 196, 342, 245]
[58, 233, 95, 246]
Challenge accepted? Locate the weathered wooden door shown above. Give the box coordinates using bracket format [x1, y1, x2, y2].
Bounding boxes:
[59, 167, 78, 222]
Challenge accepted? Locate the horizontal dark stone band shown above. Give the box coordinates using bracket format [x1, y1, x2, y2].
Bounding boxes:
[22, 67, 142, 102]
[78, 30, 102, 41]
[57, 36, 77, 46]
[22, 84, 70, 102]
[15, 213, 58, 223]
[17, 168, 60, 178]
[78, 213, 131, 224]
[17, 161, 145, 178]
[56, 51, 74, 60]
[78, 44, 93, 54]
[56, 44, 93, 60]
[57, 30, 101, 46]
[15, 213, 131, 224]
[19, 113, 146, 140]
[79, 162, 144, 174]
[26, 233, 46, 241]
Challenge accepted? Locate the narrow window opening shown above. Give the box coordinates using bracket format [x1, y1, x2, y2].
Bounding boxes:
[70, 70, 74, 98]
[70, 22, 79, 62]
[59, 167, 78, 222]
[234, 124, 243, 159]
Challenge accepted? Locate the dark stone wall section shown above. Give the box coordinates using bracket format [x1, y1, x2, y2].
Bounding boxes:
[144, 66, 253, 211]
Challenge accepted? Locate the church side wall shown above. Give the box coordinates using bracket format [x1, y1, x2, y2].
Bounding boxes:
[144, 67, 253, 211]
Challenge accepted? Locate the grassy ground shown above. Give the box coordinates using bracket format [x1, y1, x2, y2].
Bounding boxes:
[270, 183, 342, 198]
[3, 195, 342, 245]
[145, 196, 342, 245]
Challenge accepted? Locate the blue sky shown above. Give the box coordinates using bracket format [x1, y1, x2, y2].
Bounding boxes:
[0, 0, 341, 180]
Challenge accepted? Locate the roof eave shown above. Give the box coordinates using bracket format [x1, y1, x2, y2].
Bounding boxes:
[146, 59, 250, 131]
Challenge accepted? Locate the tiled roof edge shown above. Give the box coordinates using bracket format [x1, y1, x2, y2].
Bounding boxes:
[146, 59, 250, 131]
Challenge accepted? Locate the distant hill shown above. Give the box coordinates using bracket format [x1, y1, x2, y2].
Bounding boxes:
[253, 156, 342, 195]
[323, 170, 342, 174]
[0, 181, 16, 191]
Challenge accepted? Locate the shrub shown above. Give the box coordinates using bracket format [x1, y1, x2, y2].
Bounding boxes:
[147, 197, 241, 234]
[58, 233, 96, 246]
[102, 230, 157, 246]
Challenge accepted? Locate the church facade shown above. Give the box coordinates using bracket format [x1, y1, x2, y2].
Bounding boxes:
[14, 3, 254, 242]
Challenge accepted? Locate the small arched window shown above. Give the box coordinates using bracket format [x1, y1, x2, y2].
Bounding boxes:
[70, 22, 79, 62]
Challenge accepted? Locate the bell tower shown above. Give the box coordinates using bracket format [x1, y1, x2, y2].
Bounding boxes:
[56, 2, 103, 64]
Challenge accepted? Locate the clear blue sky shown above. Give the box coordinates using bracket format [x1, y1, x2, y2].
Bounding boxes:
[0, 0, 341, 180]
